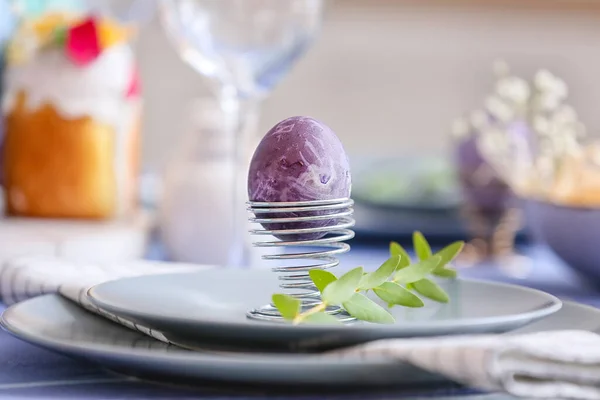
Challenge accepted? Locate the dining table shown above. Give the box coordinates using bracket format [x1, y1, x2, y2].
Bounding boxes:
[0, 232, 598, 400]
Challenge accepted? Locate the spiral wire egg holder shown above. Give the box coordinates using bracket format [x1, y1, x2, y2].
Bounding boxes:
[246, 198, 356, 322]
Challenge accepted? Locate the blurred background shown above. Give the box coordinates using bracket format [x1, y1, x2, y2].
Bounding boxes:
[1, 0, 599, 290]
[138, 0, 600, 169]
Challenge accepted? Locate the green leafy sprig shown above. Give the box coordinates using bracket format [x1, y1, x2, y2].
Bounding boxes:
[271, 231, 464, 325]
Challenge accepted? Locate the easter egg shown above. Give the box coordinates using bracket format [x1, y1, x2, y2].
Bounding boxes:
[248, 116, 351, 240]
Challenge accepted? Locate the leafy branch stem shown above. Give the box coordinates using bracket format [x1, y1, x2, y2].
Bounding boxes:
[272, 231, 465, 325]
[293, 302, 327, 324]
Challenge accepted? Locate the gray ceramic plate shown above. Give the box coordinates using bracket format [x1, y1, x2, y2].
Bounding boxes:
[86, 269, 562, 351]
[0, 294, 451, 387]
[0, 294, 595, 387]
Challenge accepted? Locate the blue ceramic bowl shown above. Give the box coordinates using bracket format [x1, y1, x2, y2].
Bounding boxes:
[528, 199, 600, 282]
[520, 198, 546, 244]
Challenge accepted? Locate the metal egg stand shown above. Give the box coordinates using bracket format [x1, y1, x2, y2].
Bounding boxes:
[246, 198, 356, 322]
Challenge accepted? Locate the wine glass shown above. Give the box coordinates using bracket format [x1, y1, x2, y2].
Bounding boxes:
[158, 0, 324, 268]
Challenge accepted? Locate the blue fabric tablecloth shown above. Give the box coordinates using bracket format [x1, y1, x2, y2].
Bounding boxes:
[0, 323, 482, 399]
[0, 242, 598, 400]
[0, 332, 483, 399]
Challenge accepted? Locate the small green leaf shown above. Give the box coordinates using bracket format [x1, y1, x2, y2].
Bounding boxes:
[342, 293, 395, 324]
[390, 242, 411, 269]
[272, 294, 301, 320]
[393, 256, 441, 284]
[309, 269, 337, 293]
[373, 282, 424, 308]
[358, 255, 400, 290]
[412, 279, 449, 303]
[301, 312, 342, 325]
[433, 267, 458, 278]
[413, 231, 432, 261]
[322, 266, 363, 305]
[433, 241, 464, 271]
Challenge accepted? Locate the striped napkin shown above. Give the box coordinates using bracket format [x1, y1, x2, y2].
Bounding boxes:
[2, 255, 600, 400]
[0, 255, 203, 343]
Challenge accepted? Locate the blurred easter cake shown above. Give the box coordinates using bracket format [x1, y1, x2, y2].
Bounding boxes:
[1, 10, 141, 219]
[0, 0, 17, 187]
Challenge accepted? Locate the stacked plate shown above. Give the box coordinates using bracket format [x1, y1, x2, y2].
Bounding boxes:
[3, 264, 593, 389]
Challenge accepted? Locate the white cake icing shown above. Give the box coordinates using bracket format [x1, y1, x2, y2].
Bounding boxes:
[2, 42, 135, 127]
[112, 99, 141, 217]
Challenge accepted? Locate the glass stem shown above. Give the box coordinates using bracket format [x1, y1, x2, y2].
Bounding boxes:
[220, 86, 260, 268]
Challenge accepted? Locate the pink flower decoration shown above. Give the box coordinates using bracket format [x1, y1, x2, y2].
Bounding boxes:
[126, 65, 141, 98]
[66, 17, 101, 66]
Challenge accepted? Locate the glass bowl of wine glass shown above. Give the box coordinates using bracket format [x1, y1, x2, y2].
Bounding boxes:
[157, 0, 325, 268]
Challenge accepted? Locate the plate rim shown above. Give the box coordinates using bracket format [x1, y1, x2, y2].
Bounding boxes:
[0, 294, 592, 368]
[0, 294, 404, 366]
[1, 293, 593, 389]
[85, 272, 563, 334]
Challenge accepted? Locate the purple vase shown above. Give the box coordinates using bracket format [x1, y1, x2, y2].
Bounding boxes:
[454, 134, 511, 213]
[454, 119, 533, 214]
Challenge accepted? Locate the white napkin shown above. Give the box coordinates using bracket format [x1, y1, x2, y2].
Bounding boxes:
[0, 255, 204, 343]
[329, 331, 600, 400]
[2, 255, 600, 400]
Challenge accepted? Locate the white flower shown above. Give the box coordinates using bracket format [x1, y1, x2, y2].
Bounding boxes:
[535, 93, 563, 112]
[485, 95, 514, 123]
[563, 135, 583, 157]
[475, 129, 506, 168]
[534, 69, 568, 99]
[533, 116, 550, 135]
[552, 105, 578, 125]
[469, 109, 489, 131]
[496, 76, 530, 105]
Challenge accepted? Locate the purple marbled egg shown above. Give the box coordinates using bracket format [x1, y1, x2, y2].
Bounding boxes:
[248, 116, 351, 240]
